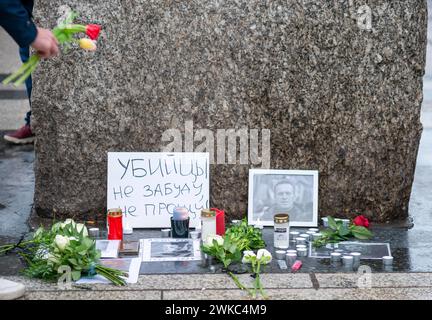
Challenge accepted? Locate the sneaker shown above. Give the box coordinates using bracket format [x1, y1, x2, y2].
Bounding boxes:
[0, 278, 25, 300]
[3, 125, 35, 144]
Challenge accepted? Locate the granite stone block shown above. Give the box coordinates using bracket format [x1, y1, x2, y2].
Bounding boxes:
[31, 0, 427, 222]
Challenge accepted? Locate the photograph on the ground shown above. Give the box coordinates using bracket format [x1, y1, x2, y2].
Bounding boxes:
[141, 239, 201, 262]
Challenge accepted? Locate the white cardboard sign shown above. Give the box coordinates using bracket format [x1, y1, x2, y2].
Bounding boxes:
[107, 152, 209, 228]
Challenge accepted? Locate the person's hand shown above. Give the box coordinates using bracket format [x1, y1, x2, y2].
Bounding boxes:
[30, 27, 59, 59]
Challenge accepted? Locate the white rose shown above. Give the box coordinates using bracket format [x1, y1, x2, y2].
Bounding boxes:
[242, 250, 256, 264]
[256, 249, 272, 264]
[205, 235, 224, 247]
[54, 235, 70, 251]
[76, 223, 88, 237]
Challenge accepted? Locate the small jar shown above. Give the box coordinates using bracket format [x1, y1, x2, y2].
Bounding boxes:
[201, 209, 216, 243]
[274, 213, 290, 250]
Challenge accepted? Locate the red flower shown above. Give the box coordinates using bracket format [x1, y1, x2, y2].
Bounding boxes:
[353, 215, 370, 228]
[86, 24, 101, 40]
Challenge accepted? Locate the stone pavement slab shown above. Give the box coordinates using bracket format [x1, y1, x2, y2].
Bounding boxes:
[3, 272, 432, 300]
[315, 272, 432, 289]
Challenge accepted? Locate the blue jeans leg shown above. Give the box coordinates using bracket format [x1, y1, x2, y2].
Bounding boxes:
[19, 47, 32, 126]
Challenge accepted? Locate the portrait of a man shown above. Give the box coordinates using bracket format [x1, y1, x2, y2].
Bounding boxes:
[248, 170, 318, 226]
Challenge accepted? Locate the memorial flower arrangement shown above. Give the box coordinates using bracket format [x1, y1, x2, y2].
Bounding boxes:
[2, 12, 101, 86]
[224, 219, 266, 250]
[313, 215, 373, 247]
[201, 222, 270, 299]
[0, 219, 128, 286]
[241, 249, 272, 299]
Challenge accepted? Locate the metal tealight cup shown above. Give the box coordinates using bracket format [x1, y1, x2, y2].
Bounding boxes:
[299, 233, 310, 241]
[88, 228, 100, 238]
[290, 231, 300, 240]
[286, 253, 297, 265]
[350, 252, 361, 263]
[296, 237, 306, 245]
[297, 248, 308, 257]
[161, 229, 171, 238]
[342, 255, 354, 266]
[312, 233, 323, 241]
[275, 250, 286, 260]
[330, 252, 342, 262]
[382, 256, 394, 266]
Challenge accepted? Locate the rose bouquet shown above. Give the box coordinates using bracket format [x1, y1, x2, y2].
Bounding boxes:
[2, 12, 101, 86]
[0, 219, 127, 286]
[313, 215, 373, 247]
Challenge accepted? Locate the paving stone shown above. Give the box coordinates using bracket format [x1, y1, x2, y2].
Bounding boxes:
[315, 272, 432, 289]
[21, 289, 162, 300]
[162, 287, 432, 300]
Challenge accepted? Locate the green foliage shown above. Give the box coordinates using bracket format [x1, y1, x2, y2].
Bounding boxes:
[224, 219, 266, 251]
[0, 219, 127, 286]
[313, 216, 373, 247]
[201, 235, 242, 268]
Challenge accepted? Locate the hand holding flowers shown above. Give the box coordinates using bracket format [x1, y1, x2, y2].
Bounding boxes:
[2, 12, 101, 86]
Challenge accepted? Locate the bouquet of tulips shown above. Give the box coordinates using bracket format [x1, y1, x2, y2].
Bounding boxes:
[0, 219, 128, 286]
[2, 12, 101, 86]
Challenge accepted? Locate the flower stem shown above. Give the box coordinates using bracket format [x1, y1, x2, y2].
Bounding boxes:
[228, 272, 254, 296]
[13, 56, 40, 86]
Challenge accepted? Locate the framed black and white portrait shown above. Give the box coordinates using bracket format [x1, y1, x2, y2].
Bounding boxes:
[248, 169, 319, 227]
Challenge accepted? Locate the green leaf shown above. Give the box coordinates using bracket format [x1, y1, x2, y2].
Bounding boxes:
[82, 237, 94, 249]
[228, 244, 237, 254]
[327, 216, 338, 230]
[71, 270, 81, 281]
[338, 225, 350, 236]
[68, 258, 78, 266]
[351, 226, 373, 240]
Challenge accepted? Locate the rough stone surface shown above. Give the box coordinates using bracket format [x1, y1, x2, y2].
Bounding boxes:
[32, 0, 427, 222]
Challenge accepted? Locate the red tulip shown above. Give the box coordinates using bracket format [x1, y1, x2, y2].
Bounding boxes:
[353, 215, 370, 228]
[86, 24, 101, 40]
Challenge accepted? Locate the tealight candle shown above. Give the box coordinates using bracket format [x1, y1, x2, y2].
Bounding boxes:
[382, 256, 394, 266]
[297, 248, 308, 257]
[296, 237, 306, 245]
[290, 231, 300, 240]
[275, 250, 286, 260]
[342, 255, 354, 266]
[161, 229, 171, 238]
[299, 233, 310, 241]
[350, 252, 361, 263]
[312, 233, 323, 241]
[330, 252, 342, 262]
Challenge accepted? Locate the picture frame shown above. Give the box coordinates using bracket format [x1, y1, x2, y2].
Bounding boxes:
[248, 169, 319, 227]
